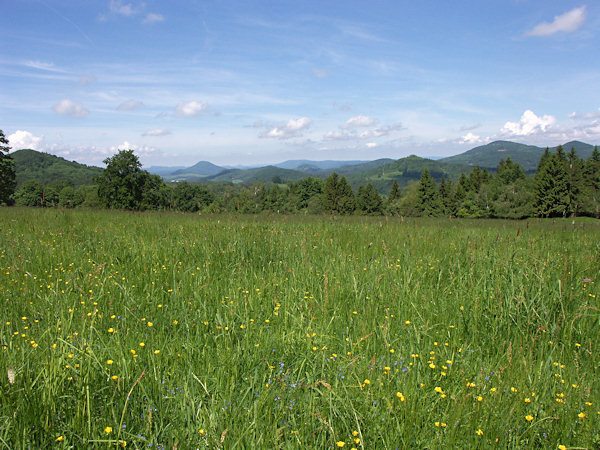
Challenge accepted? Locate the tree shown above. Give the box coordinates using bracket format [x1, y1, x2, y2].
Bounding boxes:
[356, 183, 383, 215]
[581, 146, 600, 217]
[388, 180, 401, 202]
[96, 150, 164, 210]
[535, 152, 569, 217]
[322, 172, 355, 214]
[0, 130, 16, 205]
[496, 158, 525, 184]
[417, 169, 443, 216]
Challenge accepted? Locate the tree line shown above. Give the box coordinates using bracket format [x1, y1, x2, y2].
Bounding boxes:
[1, 129, 599, 218]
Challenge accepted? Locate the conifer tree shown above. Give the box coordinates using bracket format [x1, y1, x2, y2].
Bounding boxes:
[0, 130, 16, 205]
[357, 183, 383, 215]
[417, 169, 443, 216]
[388, 180, 400, 202]
[535, 153, 569, 217]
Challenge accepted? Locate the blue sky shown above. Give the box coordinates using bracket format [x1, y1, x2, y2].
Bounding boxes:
[2, 0, 600, 167]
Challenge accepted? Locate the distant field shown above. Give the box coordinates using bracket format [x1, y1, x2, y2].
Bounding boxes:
[0, 208, 598, 448]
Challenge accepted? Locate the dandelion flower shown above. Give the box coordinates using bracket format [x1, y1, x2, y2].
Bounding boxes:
[476, 429, 483, 436]
[106, 360, 113, 365]
[56, 436, 64, 442]
[525, 415, 534, 422]
[336, 442, 345, 447]
[199, 429, 206, 435]
[104, 426, 112, 434]
[578, 412, 586, 419]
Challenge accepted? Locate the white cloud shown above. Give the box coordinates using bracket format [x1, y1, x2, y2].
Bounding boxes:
[460, 132, 484, 145]
[366, 142, 377, 149]
[110, 141, 157, 158]
[323, 130, 352, 141]
[23, 60, 64, 72]
[7, 130, 44, 150]
[143, 13, 164, 24]
[358, 122, 404, 139]
[526, 6, 586, 37]
[261, 117, 312, 139]
[324, 121, 404, 141]
[500, 110, 556, 137]
[52, 99, 89, 118]
[174, 101, 208, 117]
[142, 128, 171, 137]
[343, 115, 378, 128]
[109, 0, 139, 17]
[117, 100, 145, 111]
[569, 109, 600, 120]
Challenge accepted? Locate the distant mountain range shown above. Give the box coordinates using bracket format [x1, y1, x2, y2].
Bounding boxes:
[11, 140, 598, 192]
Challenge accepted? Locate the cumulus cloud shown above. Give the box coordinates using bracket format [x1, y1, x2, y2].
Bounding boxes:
[110, 141, 157, 158]
[343, 115, 378, 128]
[143, 13, 164, 24]
[117, 100, 145, 111]
[174, 101, 208, 117]
[142, 128, 171, 137]
[7, 130, 44, 150]
[459, 132, 484, 145]
[526, 6, 586, 36]
[260, 117, 312, 139]
[500, 110, 556, 137]
[53, 99, 89, 118]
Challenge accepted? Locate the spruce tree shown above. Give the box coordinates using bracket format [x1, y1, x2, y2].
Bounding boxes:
[357, 183, 382, 215]
[388, 180, 400, 202]
[417, 169, 443, 216]
[0, 130, 16, 205]
[582, 146, 600, 217]
[535, 153, 569, 217]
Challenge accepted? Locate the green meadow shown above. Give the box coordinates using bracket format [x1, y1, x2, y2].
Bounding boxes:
[0, 208, 598, 448]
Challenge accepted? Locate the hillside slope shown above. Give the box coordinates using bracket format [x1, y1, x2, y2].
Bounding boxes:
[11, 149, 103, 187]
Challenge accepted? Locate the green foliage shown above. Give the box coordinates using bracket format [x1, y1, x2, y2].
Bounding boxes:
[0, 130, 16, 205]
[97, 150, 167, 211]
[356, 183, 383, 215]
[11, 149, 102, 187]
[535, 151, 570, 217]
[171, 182, 214, 212]
[322, 172, 356, 214]
[417, 169, 443, 216]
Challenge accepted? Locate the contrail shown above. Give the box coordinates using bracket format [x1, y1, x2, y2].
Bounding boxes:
[37, 0, 95, 47]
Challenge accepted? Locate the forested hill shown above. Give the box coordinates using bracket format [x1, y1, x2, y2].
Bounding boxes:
[345, 155, 472, 193]
[11, 149, 103, 187]
[439, 140, 595, 171]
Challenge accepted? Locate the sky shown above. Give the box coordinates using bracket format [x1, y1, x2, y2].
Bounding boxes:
[1, 0, 600, 168]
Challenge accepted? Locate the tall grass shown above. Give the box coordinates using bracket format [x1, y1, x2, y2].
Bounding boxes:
[0, 208, 598, 448]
